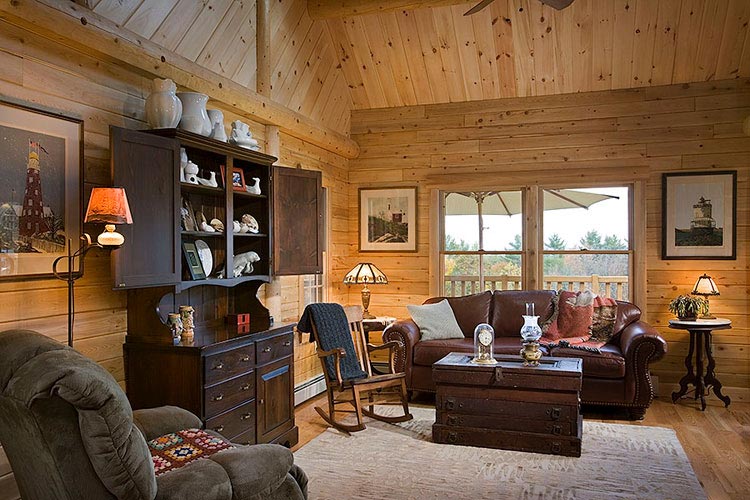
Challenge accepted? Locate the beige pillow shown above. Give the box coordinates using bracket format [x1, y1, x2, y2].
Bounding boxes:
[407, 300, 465, 341]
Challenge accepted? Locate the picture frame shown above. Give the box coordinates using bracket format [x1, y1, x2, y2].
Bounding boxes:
[182, 241, 207, 280]
[231, 167, 246, 192]
[359, 187, 417, 252]
[0, 100, 83, 280]
[662, 171, 736, 260]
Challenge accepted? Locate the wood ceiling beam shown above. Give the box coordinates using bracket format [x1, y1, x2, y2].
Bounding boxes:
[0, 0, 359, 159]
[307, 1, 474, 19]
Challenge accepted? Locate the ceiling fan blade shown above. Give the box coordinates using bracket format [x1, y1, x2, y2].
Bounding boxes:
[539, 0, 575, 9]
[464, 0, 495, 16]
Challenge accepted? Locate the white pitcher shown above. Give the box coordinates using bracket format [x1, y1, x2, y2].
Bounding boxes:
[176, 92, 211, 136]
[145, 78, 182, 129]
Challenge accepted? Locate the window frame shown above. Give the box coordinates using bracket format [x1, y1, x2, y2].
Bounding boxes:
[433, 180, 646, 310]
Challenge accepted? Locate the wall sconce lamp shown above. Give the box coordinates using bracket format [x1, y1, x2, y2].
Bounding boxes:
[343, 262, 388, 319]
[53, 187, 133, 347]
[691, 273, 719, 319]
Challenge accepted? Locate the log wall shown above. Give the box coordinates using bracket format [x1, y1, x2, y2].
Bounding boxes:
[348, 78, 750, 403]
[0, 20, 345, 498]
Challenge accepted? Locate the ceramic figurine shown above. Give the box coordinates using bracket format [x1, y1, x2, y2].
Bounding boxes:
[233, 251, 260, 277]
[166, 313, 183, 346]
[179, 305, 195, 344]
[179, 148, 188, 182]
[195, 211, 215, 233]
[184, 160, 199, 185]
[176, 92, 211, 136]
[246, 177, 261, 195]
[207, 109, 227, 142]
[197, 171, 218, 187]
[232, 220, 241, 233]
[228, 120, 259, 149]
[241, 214, 259, 234]
[146, 78, 182, 129]
[209, 218, 224, 232]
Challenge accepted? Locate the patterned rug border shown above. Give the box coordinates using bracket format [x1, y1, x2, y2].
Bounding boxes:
[295, 406, 706, 500]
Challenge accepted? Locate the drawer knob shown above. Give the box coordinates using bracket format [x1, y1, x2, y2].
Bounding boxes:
[263, 347, 271, 353]
[213, 394, 224, 402]
[241, 383, 252, 391]
[552, 425, 562, 435]
[283, 341, 291, 347]
[447, 432, 458, 444]
[547, 407, 562, 420]
[241, 355, 251, 362]
[241, 413, 253, 421]
[213, 362, 224, 370]
[214, 425, 224, 433]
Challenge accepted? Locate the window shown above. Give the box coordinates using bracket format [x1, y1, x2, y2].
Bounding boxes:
[441, 191, 524, 296]
[542, 187, 630, 300]
[440, 185, 635, 301]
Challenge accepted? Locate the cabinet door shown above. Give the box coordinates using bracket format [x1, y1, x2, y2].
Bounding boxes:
[256, 356, 294, 443]
[272, 166, 323, 275]
[111, 127, 180, 288]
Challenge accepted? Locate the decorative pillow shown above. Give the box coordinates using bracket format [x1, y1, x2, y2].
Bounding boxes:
[544, 290, 595, 341]
[590, 296, 618, 342]
[408, 300, 464, 341]
[148, 428, 234, 476]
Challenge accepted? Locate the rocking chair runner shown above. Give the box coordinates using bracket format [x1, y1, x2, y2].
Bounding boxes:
[298, 303, 412, 433]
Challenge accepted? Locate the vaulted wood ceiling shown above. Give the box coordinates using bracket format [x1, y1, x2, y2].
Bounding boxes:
[90, 0, 749, 124]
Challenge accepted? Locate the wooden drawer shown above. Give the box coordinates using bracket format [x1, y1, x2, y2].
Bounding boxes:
[433, 417, 582, 457]
[436, 394, 579, 423]
[256, 332, 293, 365]
[231, 428, 256, 446]
[205, 400, 256, 441]
[436, 410, 577, 436]
[204, 345, 255, 385]
[204, 372, 256, 418]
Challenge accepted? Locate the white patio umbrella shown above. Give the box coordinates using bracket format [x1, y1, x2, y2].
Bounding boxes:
[445, 189, 619, 250]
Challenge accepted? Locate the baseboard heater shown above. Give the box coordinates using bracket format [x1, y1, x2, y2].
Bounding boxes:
[294, 375, 326, 406]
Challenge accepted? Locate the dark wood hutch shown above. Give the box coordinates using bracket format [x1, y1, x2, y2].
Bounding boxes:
[111, 126, 323, 448]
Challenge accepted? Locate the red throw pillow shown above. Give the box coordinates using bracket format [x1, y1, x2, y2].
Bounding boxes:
[544, 291, 594, 341]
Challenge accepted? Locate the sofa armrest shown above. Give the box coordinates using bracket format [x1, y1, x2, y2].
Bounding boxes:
[132, 405, 203, 441]
[619, 320, 668, 361]
[383, 319, 420, 374]
[616, 320, 668, 411]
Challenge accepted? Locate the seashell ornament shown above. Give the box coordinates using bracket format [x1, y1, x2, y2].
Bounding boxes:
[209, 218, 224, 232]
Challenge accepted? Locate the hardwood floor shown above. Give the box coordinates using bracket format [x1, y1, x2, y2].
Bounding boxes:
[293, 394, 750, 500]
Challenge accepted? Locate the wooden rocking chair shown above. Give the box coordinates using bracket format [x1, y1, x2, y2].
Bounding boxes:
[300, 303, 412, 433]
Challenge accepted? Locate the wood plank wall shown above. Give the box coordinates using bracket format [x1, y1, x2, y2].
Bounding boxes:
[348, 78, 750, 403]
[0, 20, 345, 498]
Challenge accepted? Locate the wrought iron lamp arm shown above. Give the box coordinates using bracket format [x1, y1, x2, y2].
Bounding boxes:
[52, 234, 104, 347]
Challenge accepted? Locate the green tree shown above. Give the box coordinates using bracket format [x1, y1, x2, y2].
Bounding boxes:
[544, 233, 566, 275]
[579, 230, 603, 250]
[603, 234, 627, 250]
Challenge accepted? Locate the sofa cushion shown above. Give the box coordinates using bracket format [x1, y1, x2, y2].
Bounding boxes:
[413, 338, 474, 365]
[490, 290, 556, 337]
[549, 344, 626, 379]
[424, 291, 492, 337]
[408, 300, 464, 341]
[545, 290, 595, 340]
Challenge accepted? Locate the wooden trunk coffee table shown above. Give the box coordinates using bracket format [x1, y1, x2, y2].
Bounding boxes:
[432, 352, 583, 457]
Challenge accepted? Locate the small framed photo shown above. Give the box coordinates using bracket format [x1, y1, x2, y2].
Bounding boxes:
[662, 171, 736, 260]
[182, 241, 207, 280]
[359, 187, 417, 252]
[231, 167, 246, 192]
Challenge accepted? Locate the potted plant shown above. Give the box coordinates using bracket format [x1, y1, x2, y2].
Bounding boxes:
[668, 295, 708, 320]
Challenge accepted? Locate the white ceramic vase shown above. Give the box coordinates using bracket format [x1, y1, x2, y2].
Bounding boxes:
[207, 109, 227, 142]
[176, 92, 211, 136]
[145, 78, 182, 129]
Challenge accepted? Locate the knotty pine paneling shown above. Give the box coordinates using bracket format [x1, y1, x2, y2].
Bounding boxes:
[348, 78, 750, 404]
[324, 0, 750, 109]
[92, 0, 352, 135]
[0, 20, 348, 496]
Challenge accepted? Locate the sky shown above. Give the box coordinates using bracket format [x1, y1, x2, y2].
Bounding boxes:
[445, 187, 629, 251]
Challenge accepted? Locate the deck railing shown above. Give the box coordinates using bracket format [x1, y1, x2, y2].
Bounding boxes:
[444, 275, 629, 300]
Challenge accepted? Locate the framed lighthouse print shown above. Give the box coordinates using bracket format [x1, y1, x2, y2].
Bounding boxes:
[359, 187, 417, 252]
[0, 100, 83, 279]
[662, 171, 736, 260]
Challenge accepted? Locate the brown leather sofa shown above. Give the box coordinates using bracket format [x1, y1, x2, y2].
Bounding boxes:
[383, 290, 667, 419]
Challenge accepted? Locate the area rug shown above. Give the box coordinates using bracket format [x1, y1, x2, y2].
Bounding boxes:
[294, 406, 705, 500]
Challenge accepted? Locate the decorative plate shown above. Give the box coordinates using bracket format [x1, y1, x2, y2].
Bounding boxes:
[194, 240, 213, 277]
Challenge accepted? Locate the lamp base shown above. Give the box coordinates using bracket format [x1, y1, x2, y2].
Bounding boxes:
[360, 286, 375, 319]
[362, 311, 376, 320]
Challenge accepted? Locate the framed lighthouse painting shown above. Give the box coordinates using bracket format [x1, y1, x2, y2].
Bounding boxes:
[0, 100, 83, 279]
[662, 171, 736, 260]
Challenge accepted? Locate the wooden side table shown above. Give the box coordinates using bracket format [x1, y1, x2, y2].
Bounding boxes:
[669, 318, 731, 411]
